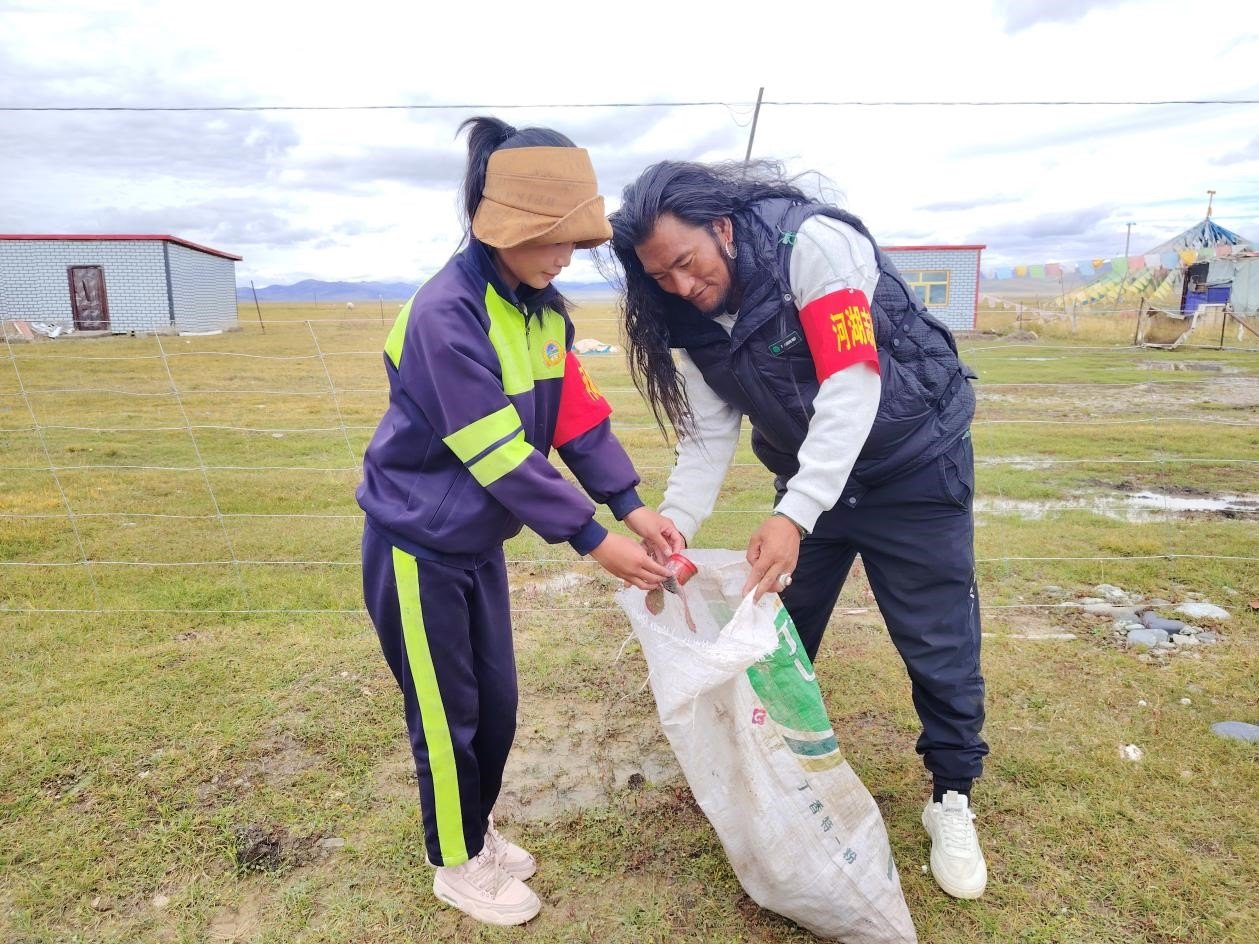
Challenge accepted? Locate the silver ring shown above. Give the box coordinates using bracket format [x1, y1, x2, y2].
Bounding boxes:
[777, 572, 793, 588]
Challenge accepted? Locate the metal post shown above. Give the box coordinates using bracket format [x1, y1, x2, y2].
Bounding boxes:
[743, 87, 765, 166]
[250, 280, 265, 334]
[1116, 222, 1133, 308]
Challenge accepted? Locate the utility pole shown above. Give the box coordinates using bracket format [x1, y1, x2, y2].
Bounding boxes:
[1116, 221, 1134, 308]
[743, 87, 765, 167]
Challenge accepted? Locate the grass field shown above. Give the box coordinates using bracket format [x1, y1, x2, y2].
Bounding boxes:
[2, 301, 1257, 943]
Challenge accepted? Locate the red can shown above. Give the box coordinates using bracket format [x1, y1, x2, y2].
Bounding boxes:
[665, 553, 697, 586]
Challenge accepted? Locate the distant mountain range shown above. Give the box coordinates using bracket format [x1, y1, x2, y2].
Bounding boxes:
[237, 277, 617, 303]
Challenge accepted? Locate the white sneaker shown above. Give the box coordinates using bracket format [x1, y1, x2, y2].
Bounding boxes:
[922, 791, 987, 899]
[485, 814, 536, 881]
[432, 846, 540, 926]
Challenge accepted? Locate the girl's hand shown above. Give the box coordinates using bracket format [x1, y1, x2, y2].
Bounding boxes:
[590, 532, 671, 589]
[623, 507, 687, 562]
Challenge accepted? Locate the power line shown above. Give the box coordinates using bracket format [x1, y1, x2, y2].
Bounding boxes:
[3, 99, 1259, 114]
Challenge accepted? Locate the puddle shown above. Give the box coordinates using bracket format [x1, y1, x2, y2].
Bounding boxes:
[1139, 361, 1242, 374]
[977, 490, 1259, 522]
[1124, 490, 1259, 515]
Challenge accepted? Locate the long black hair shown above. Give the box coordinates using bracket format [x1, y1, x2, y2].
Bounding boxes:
[457, 116, 578, 317]
[606, 160, 810, 436]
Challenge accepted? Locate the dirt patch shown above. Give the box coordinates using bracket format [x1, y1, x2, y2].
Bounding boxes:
[207, 889, 264, 942]
[231, 824, 319, 873]
[371, 693, 680, 823]
[197, 732, 321, 805]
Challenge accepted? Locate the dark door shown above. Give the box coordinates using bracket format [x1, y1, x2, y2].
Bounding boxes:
[68, 266, 110, 330]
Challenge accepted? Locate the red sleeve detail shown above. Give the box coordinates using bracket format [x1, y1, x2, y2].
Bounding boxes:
[553, 351, 613, 448]
[798, 288, 880, 383]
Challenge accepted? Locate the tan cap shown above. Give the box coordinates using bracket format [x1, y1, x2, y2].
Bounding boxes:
[472, 146, 612, 250]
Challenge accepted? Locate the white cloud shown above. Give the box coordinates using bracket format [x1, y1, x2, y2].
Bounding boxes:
[2, 0, 1257, 280]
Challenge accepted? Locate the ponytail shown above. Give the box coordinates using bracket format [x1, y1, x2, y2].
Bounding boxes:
[456, 116, 578, 233]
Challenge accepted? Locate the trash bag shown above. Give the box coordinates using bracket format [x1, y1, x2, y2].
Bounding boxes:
[616, 549, 918, 943]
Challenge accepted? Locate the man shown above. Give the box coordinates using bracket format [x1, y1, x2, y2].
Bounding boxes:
[608, 160, 988, 900]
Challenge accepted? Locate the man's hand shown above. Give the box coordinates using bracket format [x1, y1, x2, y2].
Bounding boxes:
[623, 507, 687, 562]
[590, 532, 671, 590]
[742, 514, 802, 601]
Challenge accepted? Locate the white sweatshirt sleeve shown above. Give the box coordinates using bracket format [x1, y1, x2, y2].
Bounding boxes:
[657, 351, 741, 545]
[773, 215, 884, 533]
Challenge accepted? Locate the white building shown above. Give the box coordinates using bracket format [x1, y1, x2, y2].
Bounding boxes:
[0, 234, 242, 334]
[882, 244, 985, 332]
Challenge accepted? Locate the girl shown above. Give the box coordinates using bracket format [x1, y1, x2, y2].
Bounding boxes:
[357, 117, 682, 926]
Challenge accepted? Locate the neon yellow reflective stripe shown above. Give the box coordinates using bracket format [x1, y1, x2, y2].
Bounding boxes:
[391, 547, 467, 866]
[442, 404, 522, 463]
[468, 429, 531, 486]
[384, 294, 417, 368]
[484, 286, 532, 395]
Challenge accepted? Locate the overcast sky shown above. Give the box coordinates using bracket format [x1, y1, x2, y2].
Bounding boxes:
[2, 0, 1257, 286]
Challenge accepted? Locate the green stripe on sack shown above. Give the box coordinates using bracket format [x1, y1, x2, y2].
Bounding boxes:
[468, 430, 532, 486]
[783, 733, 840, 757]
[391, 547, 467, 866]
[443, 404, 523, 463]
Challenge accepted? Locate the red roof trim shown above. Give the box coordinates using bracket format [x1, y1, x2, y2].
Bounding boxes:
[0, 234, 242, 261]
[880, 244, 987, 252]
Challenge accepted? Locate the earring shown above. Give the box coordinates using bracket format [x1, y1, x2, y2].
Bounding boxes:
[724, 242, 737, 260]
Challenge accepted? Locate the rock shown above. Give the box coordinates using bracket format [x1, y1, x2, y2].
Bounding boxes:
[90, 896, 114, 912]
[153, 894, 170, 910]
[1095, 584, 1129, 603]
[1197, 632, 1219, 644]
[317, 837, 346, 850]
[1137, 699, 1148, 707]
[1122, 621, 1146, 632]
[1179, 698, 1192, 706]
[1139, 613, 1185, 633]
[1119, 744, 1143, 762]
[1172, 634, 1200, 647]
[1126, 628, 1167, 648]
[1078, 597, 1106, 605]
[1211, 721, 1259, 743]
[1082, 603, 1138, 620]
[1043, 585, 1065, 595]
[1175, 602, 1229, 620]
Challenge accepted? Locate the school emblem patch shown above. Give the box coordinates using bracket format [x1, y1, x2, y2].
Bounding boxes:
[543, 340, 564, 367]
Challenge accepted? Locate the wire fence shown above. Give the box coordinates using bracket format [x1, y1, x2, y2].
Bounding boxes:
[2, 322, 1257, 617]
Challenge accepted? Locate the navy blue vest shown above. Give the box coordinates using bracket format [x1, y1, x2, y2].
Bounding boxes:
[664, 198, 976, 501]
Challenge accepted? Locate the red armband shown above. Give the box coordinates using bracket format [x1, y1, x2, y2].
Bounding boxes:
[553, 351, 612, 447]
[798, 288, 880, 383]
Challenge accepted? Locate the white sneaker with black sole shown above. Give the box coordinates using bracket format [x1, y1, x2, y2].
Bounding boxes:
[432, 846, 540, 926]
[922, 790, 987, 899]
[485, 814, 536, 881]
